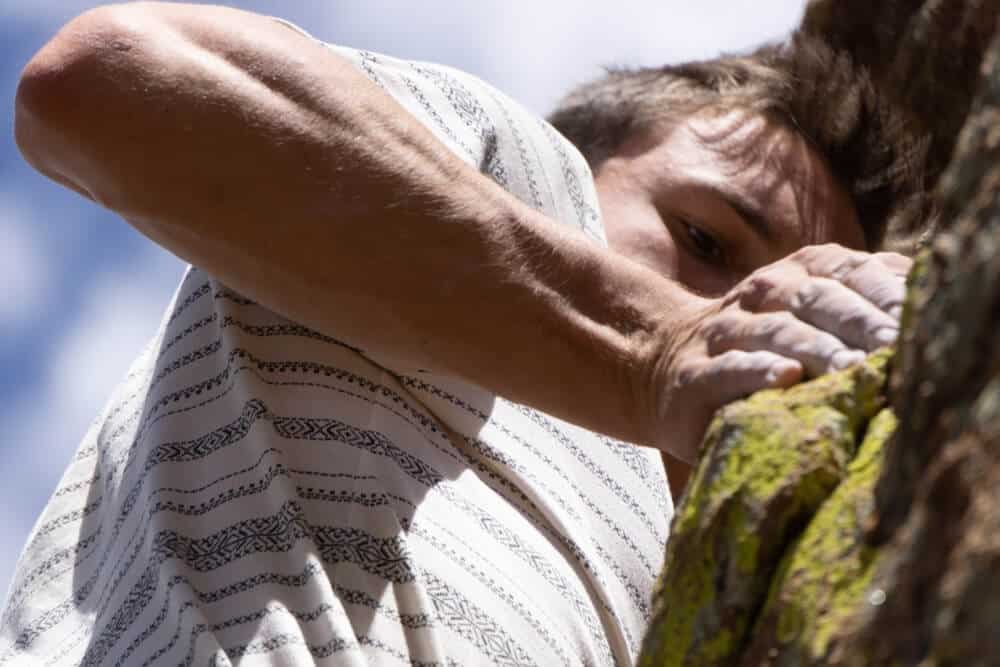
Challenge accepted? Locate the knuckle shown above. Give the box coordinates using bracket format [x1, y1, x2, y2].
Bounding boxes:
[794, 280, 824, 308]
[844, 309, 873, 332]
[703, 316, 734, 349]
[771, 321, 805, 348]
[673, 361, 702, 388]
[738, 271, 779, 308]
[787, 340, 818, 360]
[792, 243, 839, 263]
[788, 246, 815, 265]
[860, 253, 885, 270]
[869, 276, 904, 299]
[712, 309, 743, 329]
[747, 312, 794, 348]
[813, 333, 845, 358]
[769, 311, 802, 336]
[831, 256, 865, 281]
[715, 349, 751, 370]
[794, 243, 873, 280]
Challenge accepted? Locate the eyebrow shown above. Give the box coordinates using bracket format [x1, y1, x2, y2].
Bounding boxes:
[709, 185, 775, 243]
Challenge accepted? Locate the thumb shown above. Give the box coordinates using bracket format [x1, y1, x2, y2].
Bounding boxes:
[665, 350, 802, 462]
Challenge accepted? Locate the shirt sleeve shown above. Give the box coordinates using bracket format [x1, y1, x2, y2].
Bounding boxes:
[268, 16, 608, 246]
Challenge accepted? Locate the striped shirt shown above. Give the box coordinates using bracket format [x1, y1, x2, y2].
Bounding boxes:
[1, 19, 672, 667]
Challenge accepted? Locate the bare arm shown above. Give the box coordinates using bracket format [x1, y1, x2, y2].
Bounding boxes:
[14, 2, 690, 447]
[14, 3, 909, 463]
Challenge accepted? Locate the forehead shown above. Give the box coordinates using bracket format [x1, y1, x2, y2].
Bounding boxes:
[643, 109, 863, 250]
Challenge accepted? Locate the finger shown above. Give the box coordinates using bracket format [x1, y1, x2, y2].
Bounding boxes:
[871, 251, 913, 277]
[791, 244, 870, 279]
[668, 351, 802, 462]
[792, 277, 899, 351]
[791, 245, 910, 280]
[692, 349, 803, 403]
[735, 262, 810, 312]
[839, 257, 910, 319]
[706, 311, 866, 377]
[790, 246, 911, 319]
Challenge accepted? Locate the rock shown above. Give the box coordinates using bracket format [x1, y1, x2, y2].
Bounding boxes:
[639, 2, 1000, 664]
[739, 408, 897, 666]
[639, 352, 890, 666]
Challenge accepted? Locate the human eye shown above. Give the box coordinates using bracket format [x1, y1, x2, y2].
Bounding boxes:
[679, 219, 724, 264]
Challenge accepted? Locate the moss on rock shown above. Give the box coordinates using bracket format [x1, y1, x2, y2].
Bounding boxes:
[739, 408, 898, 666]
[639, 351, 890, 667]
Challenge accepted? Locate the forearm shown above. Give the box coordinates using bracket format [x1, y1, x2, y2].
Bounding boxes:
[14, 2, 691, 445]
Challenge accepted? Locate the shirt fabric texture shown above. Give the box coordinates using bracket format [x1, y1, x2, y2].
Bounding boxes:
[0, 18, 673, 667]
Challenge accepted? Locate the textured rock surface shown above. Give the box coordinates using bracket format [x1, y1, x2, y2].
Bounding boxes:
[840, 23, 1000, 667]
[801, 0, 999, 247]
[639, 353, 890, 666]
[638, 2, 1000, 665]
[801, 0, 997, 188]
[740, 408, 897, 666]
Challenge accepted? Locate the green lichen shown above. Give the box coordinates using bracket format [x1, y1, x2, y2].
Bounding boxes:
[702, 629, 734, 662]
[900, 248, 932, 334]
[742, 408, 898, 666]
[640, 351, 891, 667]
[776, 602, 805, 645]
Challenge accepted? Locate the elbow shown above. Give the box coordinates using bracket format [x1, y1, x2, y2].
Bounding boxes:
[14, 3, 162, 180]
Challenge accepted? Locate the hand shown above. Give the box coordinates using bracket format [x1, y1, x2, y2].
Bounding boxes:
[646, 243, 911, 462]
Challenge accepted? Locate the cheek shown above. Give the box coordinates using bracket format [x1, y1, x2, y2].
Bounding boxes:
[608, 218, 732, 296]
[672, 251, 734, 296]
[603, 202, 681, 278]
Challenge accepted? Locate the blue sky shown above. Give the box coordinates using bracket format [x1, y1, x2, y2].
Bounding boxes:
[0, 0, 807, 598]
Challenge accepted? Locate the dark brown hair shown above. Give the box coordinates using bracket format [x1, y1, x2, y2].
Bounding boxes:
[548, 34, 931, 251]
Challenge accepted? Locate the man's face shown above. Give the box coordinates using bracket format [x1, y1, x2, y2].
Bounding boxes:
[594, 108, 864, 295]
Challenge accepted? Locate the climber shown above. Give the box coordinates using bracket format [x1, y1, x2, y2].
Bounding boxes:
[4, 3, 915, 665]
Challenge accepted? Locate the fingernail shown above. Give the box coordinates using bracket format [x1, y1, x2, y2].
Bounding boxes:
[831, 349, 865, 370]
[889, 305, 902, 320]
[874, 327, 898, 346]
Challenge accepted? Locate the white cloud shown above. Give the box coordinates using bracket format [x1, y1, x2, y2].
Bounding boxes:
[322, 0, 808, 113]
[43, 249, 183, 433]
[0, 245, 184, 599]
[495, 0, 808, 113]
[0, 195, 55, 333]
